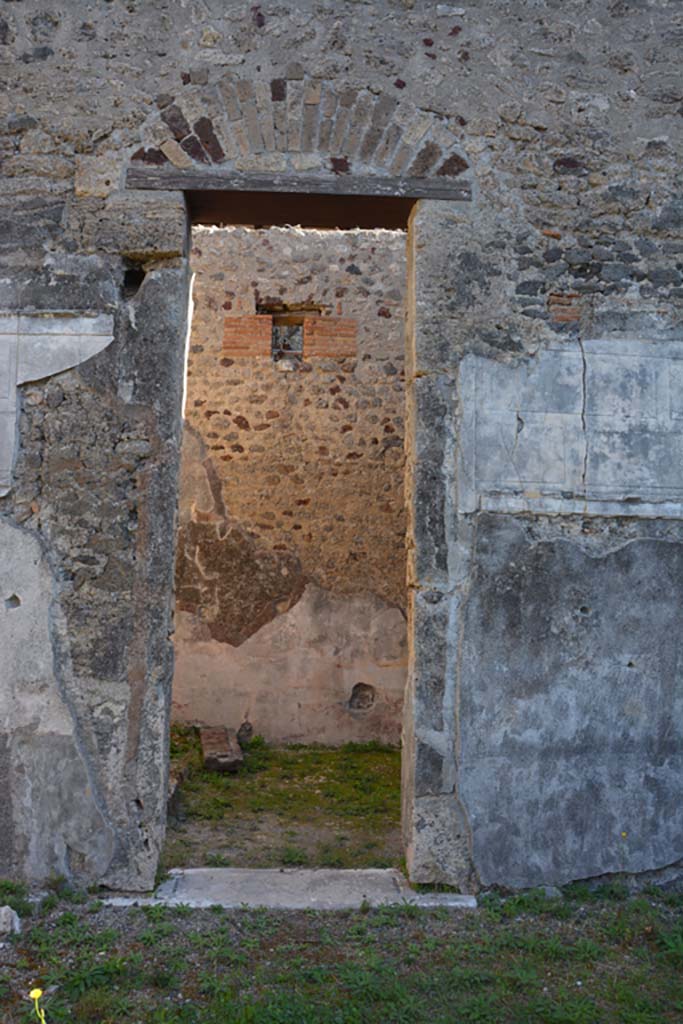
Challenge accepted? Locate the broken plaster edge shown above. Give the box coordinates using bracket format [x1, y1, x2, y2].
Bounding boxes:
[0, 311, 115, 498]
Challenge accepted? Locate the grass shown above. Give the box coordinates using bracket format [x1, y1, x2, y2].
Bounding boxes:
[163, 727, 402, 871]
[0, 879, 33, 919]
[2, 883, 683, 1022]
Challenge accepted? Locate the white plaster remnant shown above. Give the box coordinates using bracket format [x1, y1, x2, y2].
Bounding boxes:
[0, 313, 114, 496]
[458, 337, 683, 518]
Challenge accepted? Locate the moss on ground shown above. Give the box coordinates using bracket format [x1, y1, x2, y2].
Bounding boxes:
[163, 725, 402, 870]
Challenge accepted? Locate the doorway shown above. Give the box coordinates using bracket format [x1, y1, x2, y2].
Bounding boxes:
[165, 196, 413, 872]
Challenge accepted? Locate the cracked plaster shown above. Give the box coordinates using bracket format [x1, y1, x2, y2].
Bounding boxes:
[457, 336, 683, 519]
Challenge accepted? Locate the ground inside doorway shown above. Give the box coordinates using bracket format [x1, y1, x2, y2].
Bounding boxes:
[162, 726, 402, 873]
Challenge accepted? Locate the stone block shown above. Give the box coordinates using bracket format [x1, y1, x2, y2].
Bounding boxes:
[411, 588, 450, 733]
[200, 726, 244, 772]
[0, 906, 21, 935]
[407, 200, 477, 374]
[160, 138, 194, 169]
[405, 794, 473, 888]
[74, 152, 123, 198]
[83, 190, 187, 259]
[406, 373, 456, 586]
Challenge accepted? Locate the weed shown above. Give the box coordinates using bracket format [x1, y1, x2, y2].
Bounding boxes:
[46, 874, 87, 904]
[0, 878, 32, 918]
[572, 937, 606, 962]
[142, 904, 169, 922]
[39, 894, 59, 914]
[57, 955, 129, 997]
[657, 921, 683, 964]
[280, 845, 309, 866]
[205, 852, 233, 867]
[71, 986, 124, 1022]
[481, 887, 571, 921]
[592, 879, 630, 901]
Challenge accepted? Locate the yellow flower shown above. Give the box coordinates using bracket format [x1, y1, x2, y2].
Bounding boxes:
[29, 988, 47, 1024]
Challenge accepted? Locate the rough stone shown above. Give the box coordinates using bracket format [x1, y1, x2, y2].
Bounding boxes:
[0, 905, 21, 936]
[199, 726, 243, 772]
[0, 313, 114, 496]
[81, 190, 188, 259]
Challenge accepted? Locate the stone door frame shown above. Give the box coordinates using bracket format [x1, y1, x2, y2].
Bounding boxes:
[128, 173, 474, 885]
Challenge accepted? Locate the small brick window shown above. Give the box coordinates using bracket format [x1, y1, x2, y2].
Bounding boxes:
[271, 314, 305, 363]
[220, 302, 359, 364]
[256, 302, 326, 366]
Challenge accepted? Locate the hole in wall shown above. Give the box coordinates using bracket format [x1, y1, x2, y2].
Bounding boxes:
[4, 594, 21, 610]
[123, 263, 147, 299]
[579, 605, 591, 615]
[349, 682, 377, 710]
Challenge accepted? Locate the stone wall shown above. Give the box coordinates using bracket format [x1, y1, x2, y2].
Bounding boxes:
[0, 0, 682, 892]
[174, 227, 407, 744]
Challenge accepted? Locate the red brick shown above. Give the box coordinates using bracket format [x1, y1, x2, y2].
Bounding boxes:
[548, 293, 581, 323]
[303, 317, 357, 357]
[222, 315, 272, 356]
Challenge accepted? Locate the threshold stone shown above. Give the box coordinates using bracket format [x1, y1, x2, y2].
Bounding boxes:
[106, 868, 477, 911]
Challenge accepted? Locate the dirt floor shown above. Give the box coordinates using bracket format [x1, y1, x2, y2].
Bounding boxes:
[162, 726, 403, 872]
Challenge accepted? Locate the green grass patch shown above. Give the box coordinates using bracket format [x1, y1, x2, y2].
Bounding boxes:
[4, 892, 683, 1023]
[163, 728, 402, 870]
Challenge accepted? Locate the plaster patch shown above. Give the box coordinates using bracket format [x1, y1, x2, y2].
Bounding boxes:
[0, 519, 114, 880]
[458, 337, 683, 518]
[0, 313, 114, 496]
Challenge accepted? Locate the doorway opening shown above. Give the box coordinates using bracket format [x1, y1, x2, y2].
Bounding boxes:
[164, 193, 412, 873]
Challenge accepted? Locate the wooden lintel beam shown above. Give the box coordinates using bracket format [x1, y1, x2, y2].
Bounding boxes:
[125, 166, 472, 202]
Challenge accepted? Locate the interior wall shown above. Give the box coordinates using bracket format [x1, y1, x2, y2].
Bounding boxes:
[174, 226, 407, 745]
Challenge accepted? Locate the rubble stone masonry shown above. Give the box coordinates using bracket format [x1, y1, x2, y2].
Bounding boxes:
[0, 0, 682, 892]
[174, 227, 408, 744]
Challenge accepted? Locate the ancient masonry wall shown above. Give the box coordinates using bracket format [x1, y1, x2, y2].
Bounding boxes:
[0, 0, 682, 892]
[174, 227, 408, 744]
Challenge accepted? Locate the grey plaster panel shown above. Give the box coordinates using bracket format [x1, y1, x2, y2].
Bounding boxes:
[458, 337, 683, 518]
[0, 313, 114, 497]
[458, 515, 683, 888]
